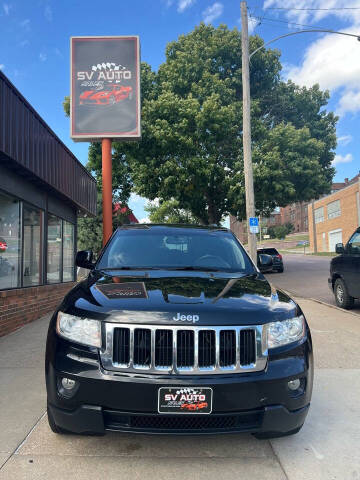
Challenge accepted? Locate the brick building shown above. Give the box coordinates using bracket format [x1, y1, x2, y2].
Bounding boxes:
[280, 202, 309, 233]
[230, 180, 352, 242]
[308, 174, 360, 253]
[0, 71, 97, 337]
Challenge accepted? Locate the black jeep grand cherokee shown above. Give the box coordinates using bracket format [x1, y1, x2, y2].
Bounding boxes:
[46, 225, 313, 438]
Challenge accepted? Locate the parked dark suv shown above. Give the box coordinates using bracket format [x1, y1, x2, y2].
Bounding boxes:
[257, 248, 284, 273]
[329, 227, 360, 309]
[46, 225, 313, 438]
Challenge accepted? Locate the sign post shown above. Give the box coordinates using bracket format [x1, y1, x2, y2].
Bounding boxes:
[70, 36, 141, 245]
[102, 138, 113, 245]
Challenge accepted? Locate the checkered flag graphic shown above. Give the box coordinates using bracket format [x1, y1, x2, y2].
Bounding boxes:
[91, 63, 127, 72]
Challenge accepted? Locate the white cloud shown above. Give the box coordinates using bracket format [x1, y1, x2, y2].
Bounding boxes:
[177, 0, 195, 13]
[0, 64, 4, 70]
[337, 134, 352, 146]
[129, 193, 146, 204]
[202, 2, 223, 24]
[39, 52, 47, 62]
[332, 153, 353, 166]
[3, 3, 10, 15]
[44, 5, 52, 21]
[264, 1, 360, 116]
[139, 217, 151, 224]
[284, 28, 360, 116]
[248, 15, 260, 34]
[337, 90, 360, 116]
[263, 0, 360, 24]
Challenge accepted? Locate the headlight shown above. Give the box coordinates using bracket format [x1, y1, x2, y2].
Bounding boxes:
[266, 315, 305, 349]
[56, 312, 101, 348]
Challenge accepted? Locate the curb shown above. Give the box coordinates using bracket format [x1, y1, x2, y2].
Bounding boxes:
[282, 289, 360, 318]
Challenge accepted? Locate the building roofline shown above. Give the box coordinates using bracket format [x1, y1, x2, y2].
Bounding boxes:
[312, 177, 360, 207]
[0, 70, 94, 183]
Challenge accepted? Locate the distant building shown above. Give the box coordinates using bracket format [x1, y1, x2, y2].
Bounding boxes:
[230, 179, 357, 242]
[308, 173, 360, 252]
[280, 202, 309, 233]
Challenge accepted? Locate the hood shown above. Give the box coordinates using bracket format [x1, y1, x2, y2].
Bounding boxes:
[63, 270, 298, 326]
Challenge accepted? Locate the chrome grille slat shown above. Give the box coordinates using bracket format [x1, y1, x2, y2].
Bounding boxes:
[101, 324, 268, 375]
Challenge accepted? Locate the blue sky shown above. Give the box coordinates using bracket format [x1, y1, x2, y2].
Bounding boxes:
[1, 0, 359, 221]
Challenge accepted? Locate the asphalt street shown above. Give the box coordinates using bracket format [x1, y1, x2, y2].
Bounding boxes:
[266, 253, 360, 315]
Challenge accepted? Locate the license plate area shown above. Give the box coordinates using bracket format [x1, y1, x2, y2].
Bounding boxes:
[158, 387, 213, 414]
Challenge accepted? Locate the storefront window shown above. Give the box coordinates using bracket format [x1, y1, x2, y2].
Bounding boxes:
[47, 214, 62, 284]
[0, 193, 20, 289]
[23, 205, 42, 287]
[63, 221, 75, 281]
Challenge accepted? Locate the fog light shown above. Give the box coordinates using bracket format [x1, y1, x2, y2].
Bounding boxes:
[61, 378, 76, 390]
[57, 377, 78, 399]
[288, 379, 301, 391]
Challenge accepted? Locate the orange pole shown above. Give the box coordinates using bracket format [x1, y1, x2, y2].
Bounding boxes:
[102, 138, 113, 246]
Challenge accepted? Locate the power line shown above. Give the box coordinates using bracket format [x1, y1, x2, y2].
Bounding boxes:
[263, 7, 360, 11]
[249, 14, 333, 30]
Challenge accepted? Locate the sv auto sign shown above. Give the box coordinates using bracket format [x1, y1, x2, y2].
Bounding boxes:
[70, 36, 141, 141]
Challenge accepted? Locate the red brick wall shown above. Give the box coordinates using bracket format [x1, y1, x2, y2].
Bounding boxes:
[0, 282, 76, 337]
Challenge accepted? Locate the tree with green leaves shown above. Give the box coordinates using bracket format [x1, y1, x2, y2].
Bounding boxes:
[145, 199, 195, 224]
[132, 25, 336, 223]
[64, 23, 337, 226]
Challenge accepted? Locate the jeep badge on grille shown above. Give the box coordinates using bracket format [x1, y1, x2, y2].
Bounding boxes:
[173, 313, 199, 323]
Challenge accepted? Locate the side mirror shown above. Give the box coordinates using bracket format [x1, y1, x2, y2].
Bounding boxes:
[335, 243, 345, 254]
[257, 253, 273, 272]
[75, 250, 95, 270]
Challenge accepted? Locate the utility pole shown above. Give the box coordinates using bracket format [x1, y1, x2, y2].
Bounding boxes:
[241, 1, 257, 262]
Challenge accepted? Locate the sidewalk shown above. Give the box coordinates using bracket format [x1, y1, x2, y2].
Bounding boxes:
[0, 314, 50, 470]
[0, 300, 360, 479]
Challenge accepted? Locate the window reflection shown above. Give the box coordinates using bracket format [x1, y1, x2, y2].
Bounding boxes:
[63, 221, 74, 282]
[0, 193, 20, 289]
[23, 205, 42, 287]
[47, 214, 62, 284]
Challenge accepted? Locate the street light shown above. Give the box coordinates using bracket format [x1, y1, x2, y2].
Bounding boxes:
[240, 0, 360, 261]
[250, 29, 360, 60]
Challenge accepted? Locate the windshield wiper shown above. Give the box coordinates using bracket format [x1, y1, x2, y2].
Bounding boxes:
[171, 266, 221, 272]
[99, 266, 161, 271]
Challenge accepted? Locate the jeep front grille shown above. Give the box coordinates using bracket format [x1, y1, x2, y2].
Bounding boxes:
[101, 324, 267, 375]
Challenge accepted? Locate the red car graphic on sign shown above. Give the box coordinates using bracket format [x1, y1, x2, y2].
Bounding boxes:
[79, 85, 133, 105]
[0, 238, 7, 253]
[180, 402, 208, 411]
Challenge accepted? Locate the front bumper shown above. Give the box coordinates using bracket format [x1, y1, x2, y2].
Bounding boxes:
[48, 401, 310, 435]
[46, 332, 313, 435]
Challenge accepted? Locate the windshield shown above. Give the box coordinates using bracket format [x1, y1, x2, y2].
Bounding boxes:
[97, 227, 254, 273]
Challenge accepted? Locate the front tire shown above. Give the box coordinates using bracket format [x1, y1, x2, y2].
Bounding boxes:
[334, 278, 354, 309]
